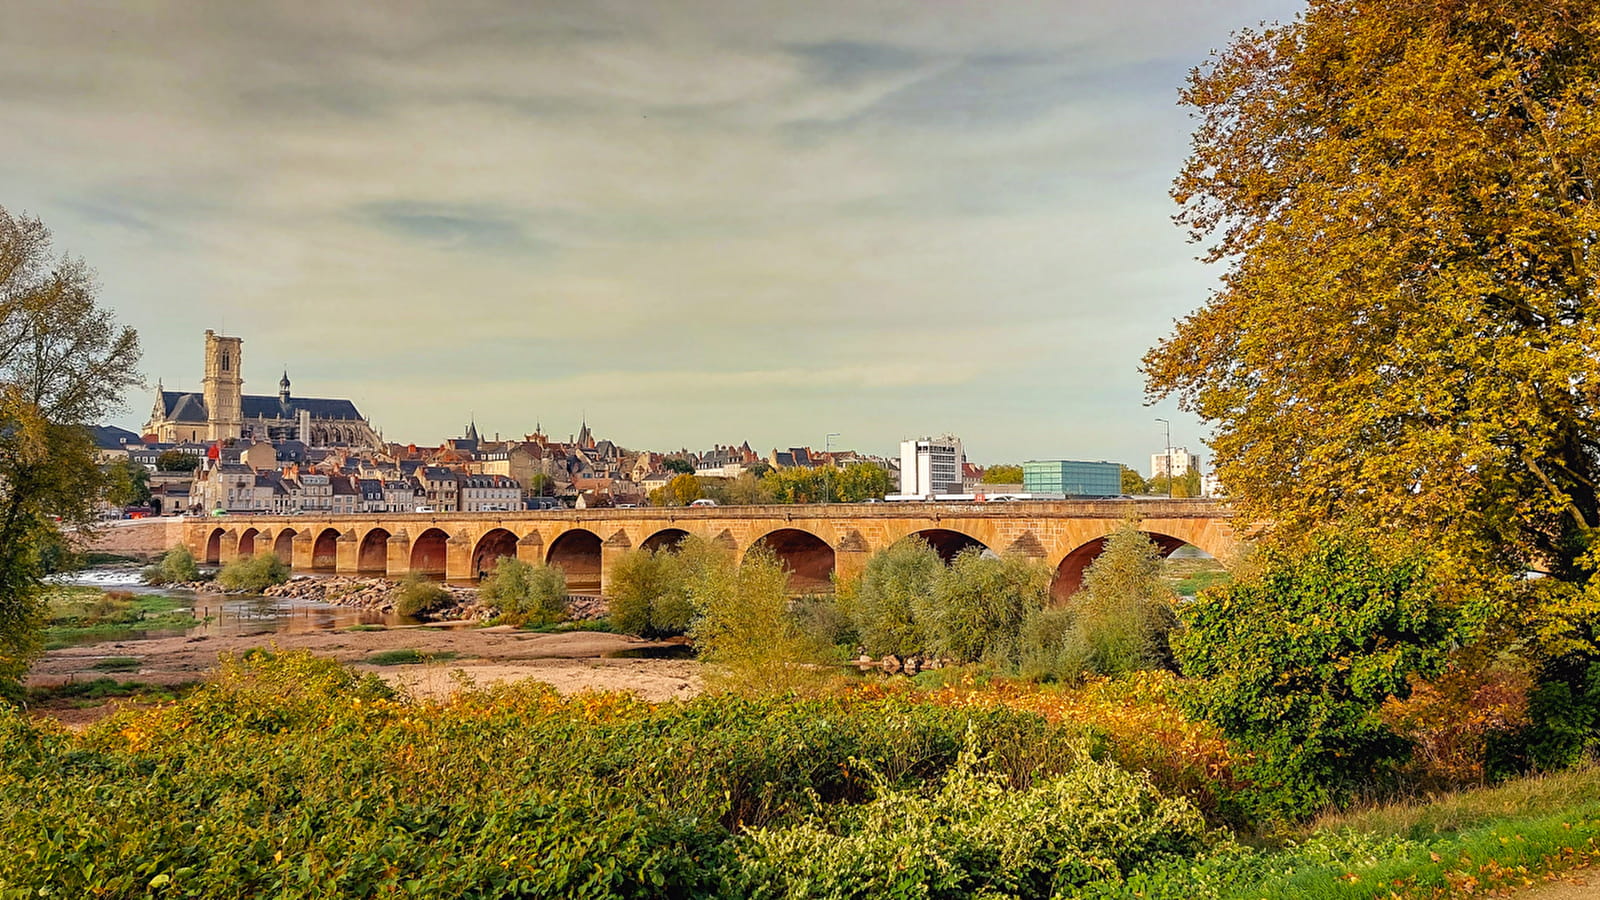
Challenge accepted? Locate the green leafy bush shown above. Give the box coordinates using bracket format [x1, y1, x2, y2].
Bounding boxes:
[480, 558, 568, 626]
[393, 573, 450, 618]
[915, 550, 1051, 668]
[739, 741, 1208, 898]
[215, 552, 290, 592]
[688, 543, 825, 693]
[1062, 522, 1179, 679]
[607, 547, 695, 638]
[852, 538, 941, 657]
[1173, 530, 1455, 821]
[142, 544, 200, 585]
[0, 651, 1121, 897]
[1020, 606, 1078, 682]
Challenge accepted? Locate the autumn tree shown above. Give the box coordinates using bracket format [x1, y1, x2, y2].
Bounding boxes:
[1146, 0, 1600, 587]
[833, 462, 892, 502]
[980, 465, 1023, 485]
[1120, 466, 1146, 495]
[650, 473, 705, 507]
[103, 458, 151, 509]
[1, 206, 141, 691]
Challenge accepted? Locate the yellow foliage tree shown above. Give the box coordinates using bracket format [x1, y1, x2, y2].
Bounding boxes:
[1146, 0, 1600, 588]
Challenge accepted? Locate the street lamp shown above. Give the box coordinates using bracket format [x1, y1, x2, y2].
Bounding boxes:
[1154, 417, 1172, 498]
[824, 433, 840, 504]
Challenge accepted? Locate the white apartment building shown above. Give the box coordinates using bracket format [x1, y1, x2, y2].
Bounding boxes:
[1151, 447, 1202, 479]
[459, 474, 521, 512]
[899, 435, 966, 498]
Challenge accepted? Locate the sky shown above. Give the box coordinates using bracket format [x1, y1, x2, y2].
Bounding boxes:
[1, 0, 1302, 471]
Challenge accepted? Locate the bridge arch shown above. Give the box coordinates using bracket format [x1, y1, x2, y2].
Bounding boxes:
[272, 528, 297, 563]
[547, 528, 602, 593]
[237, 527, 259, 558]
[641, 528, 690, 553]
[311, 528, 341, 571]
[204, 527, 225, 565]
[410, 528, 450, 577]
[358, 528, 391, 574]
[472, 528, 520, 578]
[1050, 530, 1192, 602]
[749, 528, 835, 593]
[903, 528, 991, 565]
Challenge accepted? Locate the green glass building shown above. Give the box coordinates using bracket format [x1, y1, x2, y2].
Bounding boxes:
[1022, 460, 1122, 497]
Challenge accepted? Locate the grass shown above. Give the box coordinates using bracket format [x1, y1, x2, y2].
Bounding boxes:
[364, 649, 461, 666]
[25, 678, 198, 708]
[89, 657, 141, 672]
[1163, 557, 1233, 596]
[43, 586, 201, 646]
[342, 624, 388, 632]
[1314, 765, 1600, 840]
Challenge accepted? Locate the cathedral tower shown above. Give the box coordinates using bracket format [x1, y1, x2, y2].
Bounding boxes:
[202, 329, 244, 441]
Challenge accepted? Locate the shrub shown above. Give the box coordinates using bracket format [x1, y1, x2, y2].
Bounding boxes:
[1020, 606, 1078, 682]
[915, 550, 1050, 668]
[393, 574, 450, 618]
[215, 552, 290, 592]
[1381, 653, 1532, 788]
[689, 544, 825, 693]
[142, 544, 200, 585]
[1064, 521, 1179, 679]
[738, 740, 1208, 898]
[1174, 530, 1455, 821]
[852, 538, 942, 657]
[607, 548, 695, 638]
[480, 557, 567, 627]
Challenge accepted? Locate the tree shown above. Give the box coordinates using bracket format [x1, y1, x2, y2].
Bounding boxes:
[853, 538, 943, 657]
[650, 473, 705, 507]
[725, 471, 776, 506]
[480, 557, 568, 627]
[607, 547, 696, 638]
[1144, 1, 1600, 586]
[1174, 531, 1455, 821]
[914, 550, 1050, 668]
[1120, 466, 1146, 496]
[833, 462, 892, 502]
[980, 465, 1023, 485]
[103, 458, 151, 509]
[0, 207, 141, 691]
[661, 457, 695, 476]
[1063, 520, 1179, 678]
[155, 450, 199, 473]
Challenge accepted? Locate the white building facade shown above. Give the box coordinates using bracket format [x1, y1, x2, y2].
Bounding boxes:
[899, 435, 966, 498]
[1151, 447, 1202, 479]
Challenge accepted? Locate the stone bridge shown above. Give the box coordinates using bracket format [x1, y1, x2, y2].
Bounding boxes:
[185, 499, 1240, 601]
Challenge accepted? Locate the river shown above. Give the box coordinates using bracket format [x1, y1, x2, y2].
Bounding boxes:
[50, 568, 410, 645]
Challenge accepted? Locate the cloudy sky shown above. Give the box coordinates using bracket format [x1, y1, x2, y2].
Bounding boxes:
[2, 0, 1299, 469]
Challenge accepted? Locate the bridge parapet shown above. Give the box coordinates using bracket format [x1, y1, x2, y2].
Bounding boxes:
[185, 499, 1239, 600]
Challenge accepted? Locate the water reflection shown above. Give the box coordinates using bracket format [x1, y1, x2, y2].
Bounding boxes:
[51, 568, 409, 644]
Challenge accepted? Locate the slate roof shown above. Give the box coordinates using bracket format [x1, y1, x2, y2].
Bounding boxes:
[157, 391, 364, 423]
[91, 425, 139, 450]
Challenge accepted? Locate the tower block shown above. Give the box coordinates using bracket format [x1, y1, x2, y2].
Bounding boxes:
[203, 330, 244, 442]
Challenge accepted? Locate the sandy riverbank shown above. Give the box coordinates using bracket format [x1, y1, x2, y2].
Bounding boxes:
[29, 623, 703, 726]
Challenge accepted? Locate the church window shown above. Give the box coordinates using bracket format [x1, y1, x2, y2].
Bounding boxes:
[221, 352, 230, 372]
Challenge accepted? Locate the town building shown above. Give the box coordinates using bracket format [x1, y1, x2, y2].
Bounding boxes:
[1022, 460, 1122, 497]
[145, 330, 381, 447]
[1151, 447, 1202, 479]
[458, 474, 521, 512]
[899, 436, 966, 498]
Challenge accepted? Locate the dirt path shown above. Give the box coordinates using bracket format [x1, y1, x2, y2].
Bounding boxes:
[29, 623, 703, 725]
[1509, 870, 1595, 899]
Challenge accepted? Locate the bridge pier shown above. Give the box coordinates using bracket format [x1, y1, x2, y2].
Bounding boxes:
[335, 530, 360, 574]
[291, 532, 315, 571]
[445, 530, 474, 581]
[217, 529, 241, 565]
[386, 530, 412, 578]
[600, 530, 632, 597]
[516, 532, 544, 566]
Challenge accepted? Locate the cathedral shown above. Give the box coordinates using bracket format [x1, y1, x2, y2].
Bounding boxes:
[144, 330, 381, 447]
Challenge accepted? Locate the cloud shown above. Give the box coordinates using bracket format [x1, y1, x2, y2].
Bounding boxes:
[0, 0, 1302, 465]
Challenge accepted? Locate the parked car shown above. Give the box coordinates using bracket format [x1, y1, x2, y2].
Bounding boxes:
[689, 498, 718, 507]
[414, 505, 436, 513]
